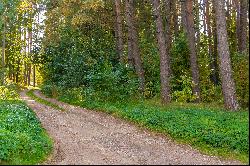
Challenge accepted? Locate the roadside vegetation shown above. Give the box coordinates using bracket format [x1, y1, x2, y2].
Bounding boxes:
[26, 89, 65, 111]
[40, 86, 249, 163]
[0, 84, 52, 165]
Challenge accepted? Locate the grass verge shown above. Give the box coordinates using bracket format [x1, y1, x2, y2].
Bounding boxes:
[56, 93, 248, 164]
[0, 100, 53, 165]
[26, 89, 65, 111]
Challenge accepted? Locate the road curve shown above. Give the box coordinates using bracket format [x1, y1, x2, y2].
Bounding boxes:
[20, 90, 243, 165]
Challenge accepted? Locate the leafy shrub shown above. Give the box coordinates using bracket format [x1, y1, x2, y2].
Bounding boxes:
[84, 62, 139, 102]
[0, 84, 20, 100]
[42, 62, 140, 103]
[171, 75, 197, 102]
[0, 68, 5, 85]
[198, 34, 222, 103]
[0, 101, 52, 164]
[170, 32, 197, 102]
[139, 35, 160, 98]
[41, 25, 140, 103]
[200, 84, 223, 103]
[40, 82, 59, 98]
[231, 52, 249, 108]
[55, 87, 85, 106]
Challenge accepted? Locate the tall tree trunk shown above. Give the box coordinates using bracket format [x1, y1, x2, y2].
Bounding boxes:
[164, 0, 173, 76]
[114, 0, 124, 62]
[212, 5, 219, 81]
[213, 0, 239, 110]
[125, 0, 135, 66]
[28, 29, 33, 86]
[226, 0, 231, 20]
[141, 1, 152, 40]
[183, 0, 201, 102]
[194, 0, 200, 52]
[239, 0, 248, 53]
[164, 0, 172, 52]
[33, 66, 35, 87]
[206, 0, 219, 85]
[125, 0, 145, 92]
[151, 0, 171, 104]
[13, 73, 15, 82]
[202, 0, 207, 35]
[181, 1, 187, 30]
[172, 0, 179, 37]
[16, 60, 20, 83]
[24, 63, 27, 85]
[1, 14, 6, 85]
[28, 66, 31, 86]
[234, 0, 241, 51]
[24, 28, 27, 86]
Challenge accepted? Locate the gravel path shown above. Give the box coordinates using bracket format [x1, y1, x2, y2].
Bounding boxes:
[20, 90, 243, 165]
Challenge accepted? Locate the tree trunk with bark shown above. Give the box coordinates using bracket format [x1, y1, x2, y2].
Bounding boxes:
[183, 0, 201, 102]
[234, 0, 241, 52]
[206, 0, 219, 85]
[114, 0, 124, 62]
[16, 60, 20, 83]
[202, 0, 207, 35]
[125, 0, 145, 92]
[164, 0, 173, 76]
[1, 14, 6, 85]
[28, 30, 32, 86]
[181, 1, 187, 30]
[172, 0, 179, 37]
[24, 27, 28, 86]
[213, 0, 239, 110]
[238, 0, 248, 53]
[194, 0, 200, 51]
[151, 0, 171, 104]
[33, 66, 35, 87]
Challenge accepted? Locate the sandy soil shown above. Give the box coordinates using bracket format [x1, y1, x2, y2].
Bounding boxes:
[19, 90, 243, 165]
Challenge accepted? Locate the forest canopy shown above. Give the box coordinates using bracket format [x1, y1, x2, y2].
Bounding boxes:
[0, 0, 249, 111]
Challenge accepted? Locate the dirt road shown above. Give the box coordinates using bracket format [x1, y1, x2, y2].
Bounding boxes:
[20, 90, 243, 165]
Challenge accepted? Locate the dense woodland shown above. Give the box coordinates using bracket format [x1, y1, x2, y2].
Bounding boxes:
[0, 0, 249, 111]
[0, 0, 249, 164]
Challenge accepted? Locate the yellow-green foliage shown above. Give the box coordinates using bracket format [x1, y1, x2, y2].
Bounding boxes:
[231, 52, 249, 108]
[0, 84, 20, 100]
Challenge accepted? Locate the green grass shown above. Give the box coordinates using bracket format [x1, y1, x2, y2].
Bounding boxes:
[0, 100, 53, 165]
[57, 94, 249, 164]
[26, 89, 65, 111]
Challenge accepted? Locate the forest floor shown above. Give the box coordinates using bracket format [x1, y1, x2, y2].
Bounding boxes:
[20, 90, 244, 165]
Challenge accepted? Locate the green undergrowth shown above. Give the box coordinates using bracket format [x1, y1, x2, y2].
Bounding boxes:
[56, 93, 249, 164]
[0, 100, 53, 165]
[26, 89, 65, 111]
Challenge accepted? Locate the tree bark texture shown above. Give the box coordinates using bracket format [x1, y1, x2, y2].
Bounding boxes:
[33, 66, 35, 87]
[152, 0, 171, 104]
[114, 0, 124, 62]
[172, 0, 179, 37]
[125, 0, 145, 91]
[28, 30, 32, 86]
[206, 0, 219, 85]
[183, 0, 201, 102]
[238, 0, 248, 53]
[213, 0, 239, 110]
[2, 15, 6, 85]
